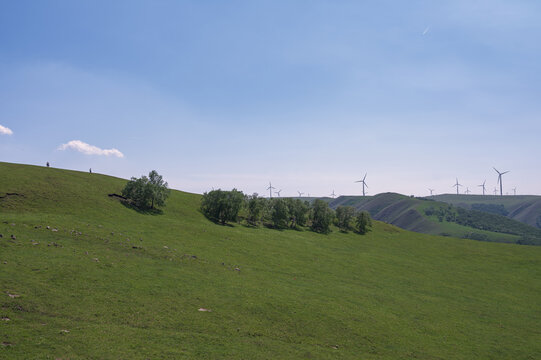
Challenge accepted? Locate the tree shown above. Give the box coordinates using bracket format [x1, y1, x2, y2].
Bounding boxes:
[247, 193, 265, 225]
[355, 210, 372, 234]
[201, 189, 244, 225]
[147, 170, 170, 209]
[335, 206, 355, 232]
[121, 170, 170, 210]
[271, 198, 290, 229]
[287, 199, 309, 228]
[310, 199, 333, 234]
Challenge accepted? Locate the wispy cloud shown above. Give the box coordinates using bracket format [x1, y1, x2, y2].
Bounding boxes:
[0, 124, 13, 135]
[422, 26, 430, 36]
[58, 140, 124, 158]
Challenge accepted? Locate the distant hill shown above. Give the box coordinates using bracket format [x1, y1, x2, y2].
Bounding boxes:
[324, 193, 541, 245]
[430, 194, 541, 229]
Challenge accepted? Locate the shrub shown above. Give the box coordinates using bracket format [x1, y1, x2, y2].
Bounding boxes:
[122, 170, 170, 209]
[335, 206, 355, 232]
[201, 189, 244, 225]
[355, 210, 372, 234]
[310, 199, 333, 234]
[271, 198, 290, 229]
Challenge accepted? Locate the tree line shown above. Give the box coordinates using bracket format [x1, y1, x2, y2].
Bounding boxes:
[201, 189, 372, 235]
[118, 174, 372, 235]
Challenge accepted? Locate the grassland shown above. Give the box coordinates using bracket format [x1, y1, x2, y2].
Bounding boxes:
[1, 162, 541, 359]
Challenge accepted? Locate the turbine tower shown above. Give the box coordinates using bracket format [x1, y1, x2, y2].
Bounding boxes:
[453, 178, 463, 195]
[493, 167, 509, 196]
[513, 187, 517, 196]
[267, 182, 276, 198]
[478, 180, 486, 196]
[465, 187, 471, 195]
[428, 189, 435, 196]
[330, 190, 336, 199]
[355, 173, 368, 196]
[297, 191, 304, 197]
[274, 189, 282, 197]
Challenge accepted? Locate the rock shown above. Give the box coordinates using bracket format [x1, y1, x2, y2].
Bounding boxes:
[235, 267, 241, 271]
[198, 308, 212, 312]
[0, 234, 3, 238]
[1, 342, 12, 347]
[10, 223, 15, 226]
[10, 235, 16, 240]
[52, 228, 58, 232]
[163, 246, 169, 249]
[93, 258, 99, 262]
[46, 226, 51, 230]
[7, 293, 20, 298]
[1, 317, 10, 321]
[191, 255, 197, 259]
[60, 329, 70, 334]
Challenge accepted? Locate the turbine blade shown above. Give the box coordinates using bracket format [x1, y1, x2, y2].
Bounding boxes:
[502, 171, 509, 175]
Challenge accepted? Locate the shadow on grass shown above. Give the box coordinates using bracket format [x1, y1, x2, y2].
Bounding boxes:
[119, 200, 164, 215]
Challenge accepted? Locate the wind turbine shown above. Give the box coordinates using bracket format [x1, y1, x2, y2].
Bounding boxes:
[297, 191, 304, 197]
[493, 188, 498, 196]
[513, 187, 517, 196]
[478, 180, 486, 196]
[428, 189, 435, 196]
[267, 182, 276, 198]
[330, 190, 336, 199]
[494, 167, 509, 196]
[465, 187, 471, 195]
[355, 173, 368, 196]
[453, 178, 463, 195]
[274, 189, 282, 197]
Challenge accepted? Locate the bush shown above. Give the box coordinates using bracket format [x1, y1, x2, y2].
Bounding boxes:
[122, 170, 170, 209]
[335, 206, 355, 232]
[287, 199, 310, 228]
[271, 198, 290, 229]
[246, 193, 265, 225]
[201, 189, 244, 225]
[355, 210, 372, 234]
[310, 199, 333, 234]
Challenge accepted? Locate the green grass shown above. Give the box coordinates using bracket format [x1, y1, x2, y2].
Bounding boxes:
[1, 162, 541, 359]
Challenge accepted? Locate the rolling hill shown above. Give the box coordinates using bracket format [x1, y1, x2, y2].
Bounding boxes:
[324, 193, 541, 245]
[1, 162, 541, 359]
[432, 194, 541, 229]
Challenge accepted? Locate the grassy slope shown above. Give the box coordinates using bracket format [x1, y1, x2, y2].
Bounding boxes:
[1, 162, 541, 359]
[433, 194, 541, 229]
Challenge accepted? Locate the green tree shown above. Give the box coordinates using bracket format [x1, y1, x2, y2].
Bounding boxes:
[122, 170, 170, 209]
[335, 206, 355, 232]
[247, 193, 265, 225]
[355, 210, 372, 234]
[310, 199, 333, 234]
[287, 199, 309, 228]
[271, 198, 290, 229]
[147, 170, 170, 209]
[201, 189, 244, 225]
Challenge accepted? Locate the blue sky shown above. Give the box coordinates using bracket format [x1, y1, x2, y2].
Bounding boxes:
[1, 0, 540, 196]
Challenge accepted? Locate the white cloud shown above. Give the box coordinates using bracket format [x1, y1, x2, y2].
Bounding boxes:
[0, 124, 13, 135]
[58, 140, 124, 158]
